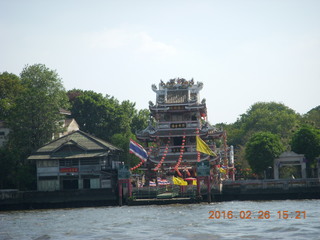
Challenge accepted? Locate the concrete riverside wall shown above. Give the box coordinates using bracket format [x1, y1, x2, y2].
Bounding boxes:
[0, 189, 117, 210]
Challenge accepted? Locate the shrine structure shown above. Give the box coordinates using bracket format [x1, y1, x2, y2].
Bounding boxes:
[136, 78, 234, 182]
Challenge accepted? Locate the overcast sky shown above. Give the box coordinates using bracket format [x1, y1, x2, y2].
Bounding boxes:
[1, 0, 319, 124]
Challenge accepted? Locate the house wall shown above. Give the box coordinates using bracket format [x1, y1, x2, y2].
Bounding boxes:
[38, 179, 60, 191]
[65, 120, 79, 133]
[36, 159, 115, 191]
[37, 160, 60, 191]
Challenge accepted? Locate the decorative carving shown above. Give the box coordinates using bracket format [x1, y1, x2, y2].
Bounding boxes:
[152, 84, 157, 92]
[157, 95, 165, 103]
[190, 93, 198, 101]
[160, 78, 198, 89]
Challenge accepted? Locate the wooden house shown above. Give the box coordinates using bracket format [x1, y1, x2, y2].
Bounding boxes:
[28, 130, 122, 191]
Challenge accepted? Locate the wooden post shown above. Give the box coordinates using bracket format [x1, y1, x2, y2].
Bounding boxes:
[207, 176, 211, 203]
[118, 181, 123, 206]
[128, 179, 132, 198]
[196, 176, 201, 199]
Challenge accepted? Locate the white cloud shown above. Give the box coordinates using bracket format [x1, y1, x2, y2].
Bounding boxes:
[135, 32, 177, 56]
[87, 28, 178, 57]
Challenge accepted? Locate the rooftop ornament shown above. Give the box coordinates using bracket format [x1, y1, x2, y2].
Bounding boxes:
[152, 78, 203, 92]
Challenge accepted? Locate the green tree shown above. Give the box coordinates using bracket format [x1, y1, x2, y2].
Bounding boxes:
[132, 109, 150, 133]
[69, 90, 149, 143]
[238, 102, 300, 144]
[7, 64, 69, 156]
[245, 132, 284, 176]
[303, 106, 320, 129]
[0, 146, 20, 188]
[223, 102, 300, 172]
[70, 91, 121, 141]
[0, 72, 23, 120]
[291, 125, 320, 167]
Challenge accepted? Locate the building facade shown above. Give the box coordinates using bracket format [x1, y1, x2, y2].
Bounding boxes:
[28, 130, 122, 191]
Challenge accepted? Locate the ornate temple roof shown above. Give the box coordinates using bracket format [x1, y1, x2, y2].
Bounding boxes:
[150, 78, 204, 106]
[152, 78, 203, 91]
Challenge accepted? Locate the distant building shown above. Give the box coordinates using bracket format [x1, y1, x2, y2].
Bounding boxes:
[53, 108, 80, 139]
[53, 117, 80, 140]
[0, 108, 80, 147]
[28, 130, 122, 191]
[0, 121, 10, 147]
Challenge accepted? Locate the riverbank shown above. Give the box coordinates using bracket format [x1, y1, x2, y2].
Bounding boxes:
[1, 178, 320, 211]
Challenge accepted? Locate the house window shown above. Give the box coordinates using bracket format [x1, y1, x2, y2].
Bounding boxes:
[39, 176, 58, 180]
[60, 159, 79, 167]
[80, 159, 100, 165]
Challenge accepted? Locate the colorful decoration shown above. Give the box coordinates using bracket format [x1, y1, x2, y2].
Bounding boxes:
[174, 133, 186, 176]
[154, 137, 171, 171]
[196, 128, 201, 162]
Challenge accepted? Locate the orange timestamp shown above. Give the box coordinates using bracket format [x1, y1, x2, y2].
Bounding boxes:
[208, 210, 306, 220]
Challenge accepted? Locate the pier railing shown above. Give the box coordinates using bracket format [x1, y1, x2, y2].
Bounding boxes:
[222, 178, 320, 193]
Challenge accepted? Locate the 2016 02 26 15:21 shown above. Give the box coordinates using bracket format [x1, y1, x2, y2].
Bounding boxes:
[208, 210, 306, 219]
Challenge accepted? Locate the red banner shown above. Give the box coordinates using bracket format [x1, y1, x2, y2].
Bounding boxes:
[60, 167, 78, 173]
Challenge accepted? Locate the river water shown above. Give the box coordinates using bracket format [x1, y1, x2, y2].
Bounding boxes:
[0, 199, 319, 240]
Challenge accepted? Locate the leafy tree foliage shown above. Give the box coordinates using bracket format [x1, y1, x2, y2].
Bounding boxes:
[7, 64, 69, 156]
[302, 106, 320, 129]
[69, 90, 149, 140]
[131, 109, 150, 134]
[0, 72, 23, 120]
[70, 91, 122, 140]
[291, 125, 320, 167]
[0, 65, 69, 189]
[69, 90, 149, 163]
[0, 147, 20, 188]
[239, 102, 299, 142]
[218, 102, 300, 177]
[245, 132, 284, 175]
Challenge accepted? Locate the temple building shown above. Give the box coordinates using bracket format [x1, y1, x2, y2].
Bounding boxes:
[136, 78, 229, 178]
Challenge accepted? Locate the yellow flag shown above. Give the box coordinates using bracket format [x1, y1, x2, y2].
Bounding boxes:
[173, 176, 188, 186]
[196, 136, 217, 156]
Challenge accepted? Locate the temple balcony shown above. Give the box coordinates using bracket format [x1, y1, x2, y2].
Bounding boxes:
[149, 103, 206, 112]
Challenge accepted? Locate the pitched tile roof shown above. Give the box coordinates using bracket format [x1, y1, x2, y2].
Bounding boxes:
[28, 130, 122, 160]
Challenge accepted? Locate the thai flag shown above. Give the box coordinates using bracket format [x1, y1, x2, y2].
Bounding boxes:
[129, 139, 148, 162]
[149, 181, 156, 187]
[158, 179, 170, 185]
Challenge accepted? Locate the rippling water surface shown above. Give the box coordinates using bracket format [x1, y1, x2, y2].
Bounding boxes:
[0, 199, 319, 240]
